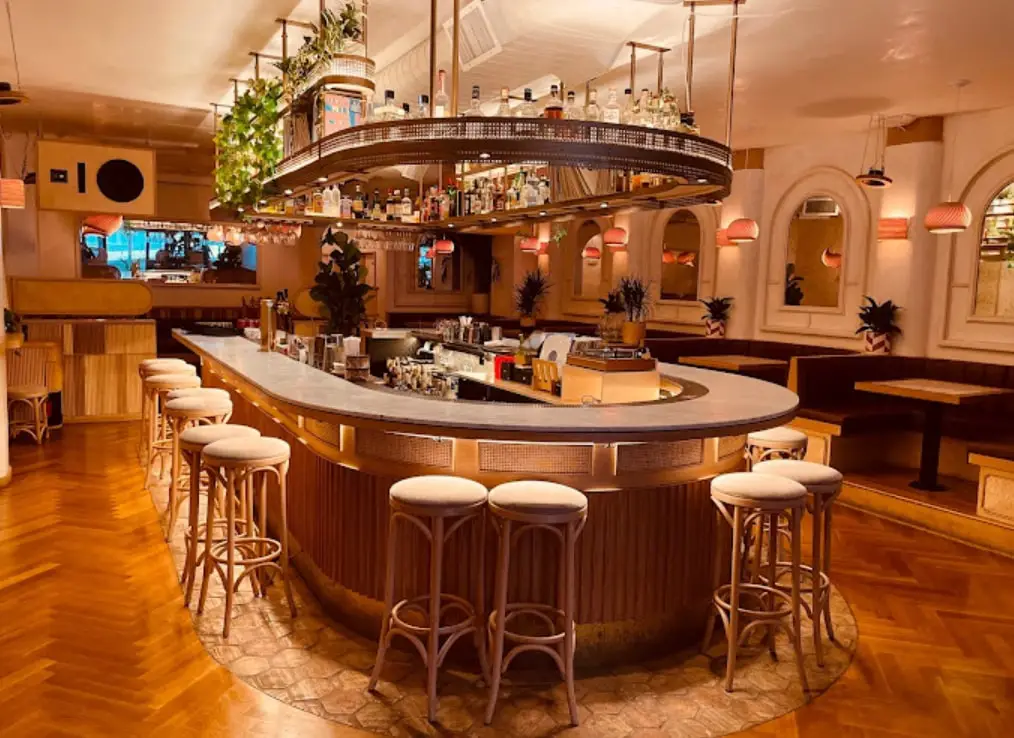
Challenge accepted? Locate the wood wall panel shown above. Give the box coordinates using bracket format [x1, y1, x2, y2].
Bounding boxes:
[212, 377, 726, 665]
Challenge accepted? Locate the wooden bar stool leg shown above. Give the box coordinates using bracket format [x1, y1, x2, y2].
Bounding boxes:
[485, 518, 512, 726]
[473, 509, 490, 683]
[165, 417, 182, 540]
[790, 507, 809, 692]
[258, 473, 269, 596]
[182, 448, 201, 604]
[245, 474, 261, 599]
[144, 392, 157, 488]
[810, 494, 825, 667]
[822, 504, 836, 643]
[766, 511, 778, 659]
[197, 470, 219, 615]
[426, 516, 444, 722]
[368, 513, 399, 691]
[701, 505, 723, 653]
[278, 465, 297, 618]
[723, 506, 744, 692]
[223, 468, 237, 639]
[563, 520, 579, 725]
[33, 397, 44, 445]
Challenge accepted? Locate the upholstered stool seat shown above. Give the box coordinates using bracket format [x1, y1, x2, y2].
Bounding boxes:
[141, 360, 196, 377]
[746, 426, 808, 467]
[369, 475, 490, 722]
[161, 395, 233, 540]
[753, 459, 843, 667]
[178, 423, 261, 607]
[7, 384, 49, 444]
[138, 361, 197, 458]
[702, 472, 809, 693]
[200, 435, 296, 637]
[484, 481, 588, 726]
[167, 387, 231, 402]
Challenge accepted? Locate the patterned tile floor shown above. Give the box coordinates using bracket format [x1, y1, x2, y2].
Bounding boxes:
[151, 478, 857, 737]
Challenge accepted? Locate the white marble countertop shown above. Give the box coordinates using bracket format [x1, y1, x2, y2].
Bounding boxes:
[175, 331, 798, 442]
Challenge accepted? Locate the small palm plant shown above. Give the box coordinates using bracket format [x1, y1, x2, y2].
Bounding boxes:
[514, 270, 551, 324]
[856, 296, 901, 353]
[700, 296, 733, 338]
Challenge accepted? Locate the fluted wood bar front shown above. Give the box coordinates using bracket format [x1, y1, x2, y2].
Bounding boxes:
[175, 331, 798, 666]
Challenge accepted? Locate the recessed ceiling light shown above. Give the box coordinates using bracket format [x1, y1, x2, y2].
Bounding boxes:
[600, 202, 608, 208]
[284, 188, 293, 195]
[317, 176, 328, 183]
[539, 211, 547, 216]
[448, 223, 455, 228]
[237, 207, 245, 212]
[259, 199, 268, 205]
[491, 217, 498, 222]
[696, 178, 708, 184]
[479, 152, 491, 160]
[336, 221, 343, 228]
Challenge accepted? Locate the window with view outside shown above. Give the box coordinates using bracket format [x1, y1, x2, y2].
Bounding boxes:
[80, 220, 257, 285]
[974, 182, 1014, 318]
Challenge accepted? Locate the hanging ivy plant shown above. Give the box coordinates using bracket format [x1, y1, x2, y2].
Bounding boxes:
[214, 77, 284, 209]
[274, 4, 362, 99]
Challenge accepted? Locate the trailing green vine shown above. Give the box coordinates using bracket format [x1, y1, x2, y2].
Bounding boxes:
[274, 4, 362, 99]
[214, 77, 283, 209]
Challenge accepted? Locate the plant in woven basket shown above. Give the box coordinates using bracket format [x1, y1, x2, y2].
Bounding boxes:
[856, 295, 901, 354]
[214, 78, 284, 209]
[514, 270, 550, 321]
[274, 4, 362, 99]
[310, 228, 375, 336]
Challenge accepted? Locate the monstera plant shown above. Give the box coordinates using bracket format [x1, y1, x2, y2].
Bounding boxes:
[214, 77, 284, 209]
[310, 228, 375, 336]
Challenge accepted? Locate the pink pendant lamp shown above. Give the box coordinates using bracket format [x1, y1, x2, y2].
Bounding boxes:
[581, 244, 601, 260]
[726, 218, 759, 244]
[434, 237, 455, 255]
[604, 227, 627, 252]
[926, 80, 972, 235]
[519, 236, 541, 254]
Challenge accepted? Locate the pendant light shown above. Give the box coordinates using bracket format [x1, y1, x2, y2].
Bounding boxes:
[581, 244, 601, 260]
[926, 80, 972, 235]
[519, 236, 541, 254]
[856, 114, 892, 188]
[726, 218, 759, 244]
[662, 249, 676, 265]
[0, 0, 27, 107]
[434, 236, 455, 255]
[0, 0, 27, 208]
[604, 227, 628, 252]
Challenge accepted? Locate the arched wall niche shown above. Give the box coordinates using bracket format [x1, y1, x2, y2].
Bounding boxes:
[646, 204, 719, 327]
[758, 166, 873, 340]
[938, 146, 1014, 352]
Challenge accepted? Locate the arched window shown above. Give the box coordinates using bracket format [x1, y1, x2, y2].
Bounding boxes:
[974, 181, 1014, 317]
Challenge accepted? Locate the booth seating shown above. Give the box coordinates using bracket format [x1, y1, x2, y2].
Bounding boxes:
[645, 338, 854, 385]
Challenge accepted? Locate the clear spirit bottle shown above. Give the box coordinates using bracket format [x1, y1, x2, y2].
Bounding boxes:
[602, 88, 622, 124]
[622, 88, 635, 124]
[416, 94, 430, 118]
[543, 84, 563, 120]
[496, 87, 512, 116]
[635, 89, 653, 127]
[463, 85, 483, 116]
[516, 88, 537, 118]
[433, 70, 451, 118]
[563, 91, 582, 120]
[401, 188, 413, 218]
[585, 89, 602, 122]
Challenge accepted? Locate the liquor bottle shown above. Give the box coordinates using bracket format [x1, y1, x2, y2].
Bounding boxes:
[386, 190, 397, 220]
[340, 188, 353, 219]
[585, 89, 602, 122]
[446, 178, 459, 218]
[494, 182, 506, 212]
[563, 90, 582, 120]
[516, 88, 537, 118]
[438, 188, 451, 220]
[371, 189, 382, 220]
[402, 102, 411, 119]
[430, 186, 441, 221]
[463, 85, 483, 117]
[538, 176, 550, 206]
[522, 171, 539, 208]
[622, 88, 636, 124]
[401, 188, 412, 218]
[312, 188, 324, 214]
[416, 94, 430, 118]
[602, 88, 622, 124]
[543, 84, 563, 120]
[375, 90, 397, 121]
[635, 89, 652, 127]
[352, 184, 365, 218]
[496, 87, 511, 116]
[433, 69, 451, 118]
[325, 185, 339, 216]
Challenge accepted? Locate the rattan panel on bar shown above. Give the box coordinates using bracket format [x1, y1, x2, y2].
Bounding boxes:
[356, 428, 452, 468]
[478, 442, 593, 475]
[615, 439, 705, 474]
[718, 434, 747, 460]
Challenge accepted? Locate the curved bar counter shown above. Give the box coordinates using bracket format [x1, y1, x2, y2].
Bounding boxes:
[175, 331, 799, 666]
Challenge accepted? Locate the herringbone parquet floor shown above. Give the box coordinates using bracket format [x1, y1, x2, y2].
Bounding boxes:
[2, 423, 1013, 737]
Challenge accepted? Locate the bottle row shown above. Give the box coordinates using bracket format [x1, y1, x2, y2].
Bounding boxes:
[366, 70, 700, 134]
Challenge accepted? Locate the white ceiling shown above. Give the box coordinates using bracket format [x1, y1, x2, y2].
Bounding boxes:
[0, 0, 1012, 150]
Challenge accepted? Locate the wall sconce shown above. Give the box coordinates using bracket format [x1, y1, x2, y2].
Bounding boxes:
[604, 227, 628, 252]
[0, 178, 25, 209]
[581, 244, 601, 260]
[726, 218, 759, 243]
[877, 217, 910, 241]
[434, 238, 455, 255]
[716, 228, 732, 247]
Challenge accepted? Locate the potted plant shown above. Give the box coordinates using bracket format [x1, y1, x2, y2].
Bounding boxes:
[273, 4, 362, 99]
[598, 288, 625, 342]
[514, 270, 550, 328]
[309, 228, 375, 336]
[856, 296, 901, 354]
[700, 296, 734, 338]
[4, 308, 23, 350]
[784, 263, 804, 306]
[618, 275, 650, 346]
[214, 77, 284, 209]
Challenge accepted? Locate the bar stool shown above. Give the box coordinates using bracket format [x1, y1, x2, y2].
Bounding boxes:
[199, 436, 297, 638]
[7, 384, 49, 445]
[753, 459, 843, 667]
[368, 475, 489, 723]
[746, 426, 808, 467]
[702, 472, 809, 693]
[485, 481, 588, 726]
[178, 423, 261, 607]
[163, 395, 233, 540]
[138, 359, 195, 455]
[142, 372, 202, 488]
[167, 387, 231, 403]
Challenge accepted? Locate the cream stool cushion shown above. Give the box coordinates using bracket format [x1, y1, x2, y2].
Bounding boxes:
[202, 436, 291, 466]
[489, 481, 588, 517]
[142, 360, 196, 377]
[753, 460, 843, 496]
[748, 426, 808, 446]
[164, 396, 232, 415]
[711, 472, 806, 508]
[390, 475, 488, 510]
[141, 357, 186, 367]
[146, 373, 202, 390]
[8, 384, 48, 400]
[179, 424, 260, 450]
[167, 387, 231, 402]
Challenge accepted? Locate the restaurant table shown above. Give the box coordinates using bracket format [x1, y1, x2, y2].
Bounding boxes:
[678, 354, 788, 372]
[855, 378, 1013, 491]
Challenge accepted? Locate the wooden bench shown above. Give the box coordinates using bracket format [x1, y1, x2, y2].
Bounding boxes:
[968, 446, 1014, 529]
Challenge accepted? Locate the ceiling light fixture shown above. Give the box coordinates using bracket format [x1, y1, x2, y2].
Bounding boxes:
[926, 80, 972, 235]
[0, 0, 27, 106]
[856, 114, 893, 188]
